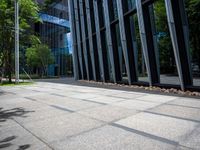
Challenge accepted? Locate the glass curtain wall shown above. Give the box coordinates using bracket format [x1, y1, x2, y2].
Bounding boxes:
[185, 0, 200, 87]
[69, 0, 200, 90]
[36, 0, 73, 77]
[153, 0, 180, 85]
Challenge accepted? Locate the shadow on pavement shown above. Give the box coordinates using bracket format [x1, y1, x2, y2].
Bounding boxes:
[0, 108, 33, 149]
[0, 136, 31, 150]
[0, 136, 16, 149]
[0, 107, 34, 123]
[16, 144, 31, 150]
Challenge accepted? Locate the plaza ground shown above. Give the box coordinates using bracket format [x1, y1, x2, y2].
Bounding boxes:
[0, 78, 200, 150]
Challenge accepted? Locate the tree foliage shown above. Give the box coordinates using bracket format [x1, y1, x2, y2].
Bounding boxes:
[0, 0, 40, 82]
[154, 0, 200, 74]
[26, 44, 54, 76]
[185, 0, 200, 68]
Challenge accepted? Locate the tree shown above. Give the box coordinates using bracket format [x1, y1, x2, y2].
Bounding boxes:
[0, 0, 40, 82]
[26, 44, 54, 76]
[185, 0, 200, 70]
[154, 0, 176, 74]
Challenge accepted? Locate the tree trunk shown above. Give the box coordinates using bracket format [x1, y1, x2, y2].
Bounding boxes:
[8, 49, 12, 83]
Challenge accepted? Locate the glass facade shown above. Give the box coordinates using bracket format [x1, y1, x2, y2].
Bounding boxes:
[35, 0, 73, 77]
[69, 0, 200, 91]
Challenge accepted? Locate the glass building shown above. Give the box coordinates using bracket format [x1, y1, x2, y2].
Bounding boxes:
[35, 0, 73, 77]
[68, 0, 200, 91]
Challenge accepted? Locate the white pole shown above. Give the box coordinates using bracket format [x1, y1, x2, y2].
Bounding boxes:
[15, 0, 19, 83]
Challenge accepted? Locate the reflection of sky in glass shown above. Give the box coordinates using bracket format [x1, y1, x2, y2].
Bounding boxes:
[67, 33, 72, 54]
[39, 13, 70, 28]
[39, 13, 72, 54]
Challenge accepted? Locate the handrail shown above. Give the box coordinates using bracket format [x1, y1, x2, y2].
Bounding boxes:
[22, 68, 33, 82]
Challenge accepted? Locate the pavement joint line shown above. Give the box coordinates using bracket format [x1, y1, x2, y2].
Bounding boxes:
[65, 123, 108, 140]
[32, 90, 41, 93]
[6, 91, 17, 95]
[179, 123, 200, 145]
[50, 93, 66, 97]
[49, 105, 75, 113]
[12, 119, 55, 150]
[134, 98, 174, 104]
[24, 96, 52, 106]
[143, 99, 179, 113]
[66, 95, 98, 100]
[24, 97, 37, 102]
[163, 103, 200, 110]
[143, 110, 200, 124]
[61, 108, 140, 140]
[106, 94, 145, 100]
[75, 108, 140, 127]
[50, 88, 61, 90]
[80, 98, 108, 105]
[110, 122, 180, 146]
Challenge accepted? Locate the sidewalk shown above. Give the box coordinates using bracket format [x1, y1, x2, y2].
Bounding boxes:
[0, 80, 200, 150]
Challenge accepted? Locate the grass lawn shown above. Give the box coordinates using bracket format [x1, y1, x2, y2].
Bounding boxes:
[0, 81, 34, 86]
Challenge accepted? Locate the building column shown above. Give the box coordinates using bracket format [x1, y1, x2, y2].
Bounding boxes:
[103, 0, 122, 83]
[136, 0, 159, 86]
[116, 0, 138, 84]
[93, 1, 107, 82]
[68, 0, 79, 80]
[165, 0, 193, 90]
[74, 0, 84, 79]
[149, 5, 160, 78]
[85, 0, 99, 81]
[79, 0, 91, 80]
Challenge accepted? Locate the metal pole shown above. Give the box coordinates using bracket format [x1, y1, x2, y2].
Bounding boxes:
[15, 0, 19, 83]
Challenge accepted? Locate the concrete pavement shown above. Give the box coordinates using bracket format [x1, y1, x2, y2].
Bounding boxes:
[0, 79, 200, 150]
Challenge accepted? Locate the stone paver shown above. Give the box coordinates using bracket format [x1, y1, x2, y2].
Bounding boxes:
[51, 125, 178, 150]
[115, 112, 198, 142]
[78, 105, 138, 122]
[0, 79, 200, 150]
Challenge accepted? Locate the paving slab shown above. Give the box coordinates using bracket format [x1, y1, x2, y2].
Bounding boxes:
[14, 105, 71, 124]
[51, 125, 179, 150]
[168, 97, 200, 109]
[116, 112, 199, 142]
[136, 94, 178, 103]
[1, 99, 49, 111]
[23, 113, 104, 143]
[96, 89, 128, 96]
[179, 125, 200, 150]
[147, 104, 200, 122]
[110, 91, 145, 99]
[0, 120, 51, 150]
[1, 79, 200, 150]
[87, 96, 127, 104]
[19, 94, 103, 112]
[0, 97, 29, 108]
[67, 93, 100, 100]
[112, 99, 161, 111]
[78, 105, 138, 122]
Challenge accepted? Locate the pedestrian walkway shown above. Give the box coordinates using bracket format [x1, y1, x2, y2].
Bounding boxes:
[0, 80, 200, 150]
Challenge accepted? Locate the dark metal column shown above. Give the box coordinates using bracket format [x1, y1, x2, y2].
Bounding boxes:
[129, 16, 139, 78]
[79, 0, 90, 80]
[68, 0, 79, 80]
[85, 0, 98, 81]
[93, 1, 106, 82]
[74, 0, 84, 79]
[149, 5, 160, 78]
[116, 0, 138, 84]
[103, 0, 122, 83]
[136, 0, 159, 86]
[165, 0, 193, 90]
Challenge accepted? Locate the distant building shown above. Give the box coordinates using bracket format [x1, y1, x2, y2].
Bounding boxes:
[35, 0, 73, 76]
